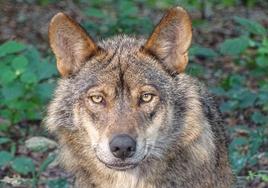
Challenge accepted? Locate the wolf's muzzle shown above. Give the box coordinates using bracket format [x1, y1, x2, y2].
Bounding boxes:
[109, 134, 136, 160]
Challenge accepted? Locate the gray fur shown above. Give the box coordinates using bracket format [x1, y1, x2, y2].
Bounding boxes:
[46, 10, 234, 187]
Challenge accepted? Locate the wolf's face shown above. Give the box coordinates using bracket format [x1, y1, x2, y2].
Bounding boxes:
[71, 40, 175, 170]
[47, 7, 192, 171]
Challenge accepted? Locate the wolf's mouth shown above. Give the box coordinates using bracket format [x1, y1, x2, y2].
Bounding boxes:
[94, 143, 150, 171]
[105, 163, 138, 171]
[96, 155, 139, 171]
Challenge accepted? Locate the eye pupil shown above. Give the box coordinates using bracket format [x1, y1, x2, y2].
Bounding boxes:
[91, 95, 103, 103]
[141, 93, 153, 102]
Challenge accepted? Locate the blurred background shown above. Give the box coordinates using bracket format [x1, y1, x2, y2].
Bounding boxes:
[0, 0, 267, 187]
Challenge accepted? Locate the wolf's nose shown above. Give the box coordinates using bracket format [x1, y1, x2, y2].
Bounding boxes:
[109, 134, 136, 160]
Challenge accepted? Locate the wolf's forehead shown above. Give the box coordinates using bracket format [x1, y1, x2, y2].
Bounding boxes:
[91, 61, 170, 94]
[72, 38, 171, 96]
[95, 59, 149, 86]
[95, 37, 150, 82]
[77, 36, 171, 89]
[98, 35, 144, 52]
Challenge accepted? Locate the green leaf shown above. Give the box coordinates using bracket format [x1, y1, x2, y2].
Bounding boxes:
[0, 137, 11, 144]
[0, 151, 13, 167]
[20, 71, 38, 84]
[251, 111, 267, 125]
[248, 132, 263, 156]
[25, 46, 41, 65]
[11, 55, 29, 75]
[230, 152, 247, 173]
[11, 156, 35, 175]
[48, 178, 68, 188]
[223, 75, 245, 89]
[239, 90, 257, 108]
[0, 123, 10, 132]
[0, 67, 17, 85]
[257, 89, 268, 106]
[256, 56, 268, 68]
[8, 101, 36, 111]
[258, 39, 268, 55]
[1, 83, 24, 101]
[35, 59, 57, 80]
[234, 16, 267, 36]
[260, 173, 268, 182]
[210, 87, 226, 97]
[119, 1, 138, 17]
[39, 154, 56, 173]
[222, 0, 236, 6]
[0, 41, 25, 57]
[186, 64, 204, 77]
[85, 8, 106, 18]
[190, 46, 218, 58]
[230, 137, 249, 149]
[36, 82, 55, 102]
[220, 100, 238, 112]
[219, 36, 250, 56]
[25, 108, 42, 121]
[0, 119, 11, 132]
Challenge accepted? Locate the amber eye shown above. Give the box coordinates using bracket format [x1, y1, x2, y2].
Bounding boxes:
[140, 93, 154, 103]
[90, 95, 104, 104]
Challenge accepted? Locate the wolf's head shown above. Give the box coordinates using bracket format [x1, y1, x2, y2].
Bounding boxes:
[46, 7, 193, 172]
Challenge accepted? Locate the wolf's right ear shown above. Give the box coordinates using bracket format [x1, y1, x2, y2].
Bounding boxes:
[49, 13, 99, 77]
[142, 7, 192, 75]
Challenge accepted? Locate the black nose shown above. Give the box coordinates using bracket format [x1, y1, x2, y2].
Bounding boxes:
[109, 134, 136, 160]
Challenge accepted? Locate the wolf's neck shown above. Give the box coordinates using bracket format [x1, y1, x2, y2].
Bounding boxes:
[110, 171, 147, 188]
[92, 168, 154, 188]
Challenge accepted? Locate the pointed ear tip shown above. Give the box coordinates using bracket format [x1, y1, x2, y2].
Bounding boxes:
[50, 12, 68, 25]
[169, 6, 190, 17]
[174, 6, 187, 12]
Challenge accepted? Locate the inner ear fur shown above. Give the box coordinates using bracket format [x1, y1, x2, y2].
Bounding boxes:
[49, 12, 98, 77]
[143, 7, 192, 74]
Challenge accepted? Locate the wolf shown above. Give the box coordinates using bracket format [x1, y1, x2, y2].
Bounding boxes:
[45, 6, 234, 188]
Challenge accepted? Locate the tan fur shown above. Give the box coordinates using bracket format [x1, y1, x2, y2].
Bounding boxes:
[49, 13, 99, 76]
[143, 7, 192, 74]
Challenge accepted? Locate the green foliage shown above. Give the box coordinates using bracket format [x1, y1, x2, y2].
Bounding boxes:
[82, 0, 153, 38]
[247, 171, 268, 182]
[0, 137, 11, 144]
[219, 36, 250, 56]
[214, 17, 268, 176]
[0, 41, 58, 186]
[47, 178, 68, 188]
[0, 41, 25, 57]
[0, 41, 57, 125]
[190, 45, 218, 58]
[0, 148, 56, 187]
[0, 151, 13, 167]
[39, 154, 56, 174]
[234, 16, 267, 36]
[11, 156, 35, 175]
[229, 125, 265, 174]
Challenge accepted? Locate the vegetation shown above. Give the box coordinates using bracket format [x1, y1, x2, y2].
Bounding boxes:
[0, 0, 267, 187]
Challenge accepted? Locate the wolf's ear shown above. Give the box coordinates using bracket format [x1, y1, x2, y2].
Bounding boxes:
[49, 13, 98, 77]
[143, 7, 192, 74]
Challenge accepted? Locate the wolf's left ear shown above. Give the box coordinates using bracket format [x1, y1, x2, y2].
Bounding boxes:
[143, 7, 192, 74]
[49, 13, 99, 77]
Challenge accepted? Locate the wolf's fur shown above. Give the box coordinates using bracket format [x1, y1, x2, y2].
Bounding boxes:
[45, 7, 233, 188]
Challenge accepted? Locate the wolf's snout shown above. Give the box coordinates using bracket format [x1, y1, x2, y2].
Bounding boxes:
[109, 134, 136, 160]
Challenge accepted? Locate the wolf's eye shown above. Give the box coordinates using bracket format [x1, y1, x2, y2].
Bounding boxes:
[140, 93, 154, 103]
[90, 95, 104, 104]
